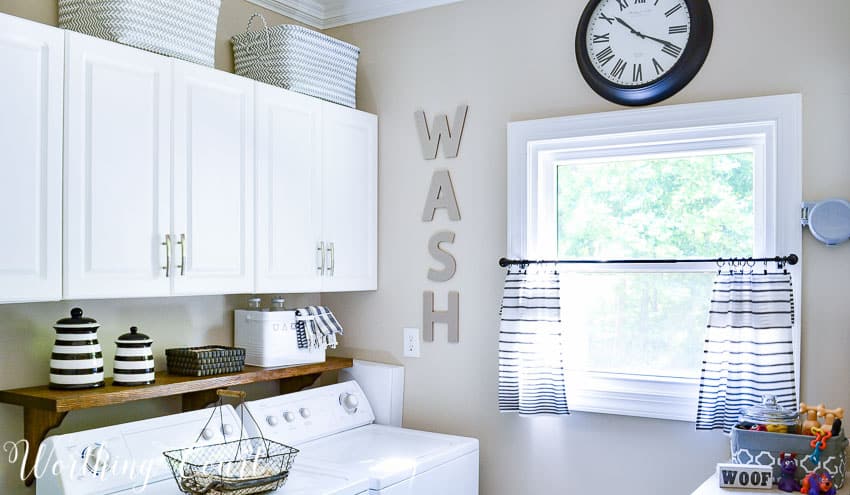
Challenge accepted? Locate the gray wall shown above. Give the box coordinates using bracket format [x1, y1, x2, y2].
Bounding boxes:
[324, 0, 850, 493]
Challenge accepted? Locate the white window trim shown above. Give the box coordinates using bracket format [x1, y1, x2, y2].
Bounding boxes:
[506, 94, 802, 422]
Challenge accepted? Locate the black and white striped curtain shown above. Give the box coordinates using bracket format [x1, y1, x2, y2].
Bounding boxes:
[696, 270, 796, 432]
[498, 266, 569, 415]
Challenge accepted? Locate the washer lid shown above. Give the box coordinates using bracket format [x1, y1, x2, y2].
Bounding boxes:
[296, 424, 479, 489]
[804, 199, 850, 245]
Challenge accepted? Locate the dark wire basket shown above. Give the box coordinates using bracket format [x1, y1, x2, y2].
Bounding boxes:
[162, 390, 298, 494]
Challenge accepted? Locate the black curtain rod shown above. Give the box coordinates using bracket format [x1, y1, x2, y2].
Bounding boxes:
[498, 254, 799, 268]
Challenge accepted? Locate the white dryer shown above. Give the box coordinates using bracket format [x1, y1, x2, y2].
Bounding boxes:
[241, 381, 480, 494]
[37, 404, 368, 495]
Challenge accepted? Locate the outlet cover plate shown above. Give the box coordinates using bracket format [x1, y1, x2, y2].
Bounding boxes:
[404, 327, 421, 358]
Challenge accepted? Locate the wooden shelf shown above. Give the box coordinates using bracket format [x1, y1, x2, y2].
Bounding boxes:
[0, 357, 352, 486]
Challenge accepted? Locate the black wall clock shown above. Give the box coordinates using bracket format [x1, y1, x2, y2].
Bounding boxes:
[575, 0, 713, 106]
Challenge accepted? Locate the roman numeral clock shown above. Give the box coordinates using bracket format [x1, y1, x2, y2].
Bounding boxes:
[575, 0, 713, 106]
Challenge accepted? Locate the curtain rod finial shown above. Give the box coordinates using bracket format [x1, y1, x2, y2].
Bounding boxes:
[499, 258, 511, 267]
[787, 254, 799, 265]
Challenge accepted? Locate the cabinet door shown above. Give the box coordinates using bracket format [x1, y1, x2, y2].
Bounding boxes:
[321, 103, 378, 292]
[254, 84, 324, 293]
[0, 15, 63, 303]
[172, 62, 254, 295]
[64, 33, 172, 299]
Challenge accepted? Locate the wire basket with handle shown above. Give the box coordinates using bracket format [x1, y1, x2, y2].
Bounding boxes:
[163, 390, 298, 495]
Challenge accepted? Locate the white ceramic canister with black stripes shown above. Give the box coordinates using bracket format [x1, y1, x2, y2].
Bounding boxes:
[113, 326, 155, 386]
[49, 308, 105, 389]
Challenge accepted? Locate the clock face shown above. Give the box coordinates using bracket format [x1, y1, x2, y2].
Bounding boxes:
[575, 0, 712, 106]
[585, 0, 692, 87]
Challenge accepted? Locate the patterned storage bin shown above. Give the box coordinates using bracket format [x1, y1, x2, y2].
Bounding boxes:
[731, 426, 848, 488]
[231, 14, 360, 108]
[58, 0, 221, 66]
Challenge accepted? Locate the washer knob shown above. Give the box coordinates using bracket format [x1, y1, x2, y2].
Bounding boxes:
[339, 393, 359, 413]
[201, 428, 215, 441]
[83, 444, 111, 475]
[283, 411, 296, 423]
[222, 424, 234, 436]
[267, 415, 279, 427]
[299, 407, 311, 419]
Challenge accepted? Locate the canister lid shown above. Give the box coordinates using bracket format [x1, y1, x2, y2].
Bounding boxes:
[116, 326, 152, 343]
[739, 395, 798, 426]
[56, 307, 97, 325]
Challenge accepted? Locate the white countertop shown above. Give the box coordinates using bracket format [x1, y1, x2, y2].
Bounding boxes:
[693, 473, 850, 494]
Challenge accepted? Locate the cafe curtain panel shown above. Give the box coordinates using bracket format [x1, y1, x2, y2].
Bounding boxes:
[696, 269, 796, 432]
[498, 265, 569, 415]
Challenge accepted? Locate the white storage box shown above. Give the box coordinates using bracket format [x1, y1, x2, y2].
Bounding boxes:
[234, 310, 325, 368]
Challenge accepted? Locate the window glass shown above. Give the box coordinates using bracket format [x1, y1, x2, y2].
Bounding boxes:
[556, 151, 755, 259]
[556, 150, 755, 379]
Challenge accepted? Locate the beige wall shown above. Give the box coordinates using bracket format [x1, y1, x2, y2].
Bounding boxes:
[0, 0, 302, 72]
[325, 0, 850, 493]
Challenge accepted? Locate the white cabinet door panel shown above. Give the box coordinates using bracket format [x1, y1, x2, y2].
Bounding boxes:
[0, 14, 63, 302]
[173, 62, 254, 295]
[255, 84, 323, 293]
[64, 33, 171, 299]
[321, 103, 377, 292]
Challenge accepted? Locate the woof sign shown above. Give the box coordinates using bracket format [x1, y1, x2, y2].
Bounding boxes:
[416, 105, 468, 344]
[716, 463, 773, 490]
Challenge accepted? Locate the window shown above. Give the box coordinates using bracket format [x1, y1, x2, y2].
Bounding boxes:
[507, 95, 802, 421]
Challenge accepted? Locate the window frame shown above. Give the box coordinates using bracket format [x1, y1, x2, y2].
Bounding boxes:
[506, 95, 802, 422]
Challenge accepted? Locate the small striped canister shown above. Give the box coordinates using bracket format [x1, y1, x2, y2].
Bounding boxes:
[113, 326, 155, 386]
[49, 308, 105, 390]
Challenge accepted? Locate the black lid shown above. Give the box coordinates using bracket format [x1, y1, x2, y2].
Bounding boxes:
[56, 307, 97, 325]
[117, 326, 151, 342]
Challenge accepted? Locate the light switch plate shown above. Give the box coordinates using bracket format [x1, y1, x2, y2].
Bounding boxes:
[403, 327, 420, 358]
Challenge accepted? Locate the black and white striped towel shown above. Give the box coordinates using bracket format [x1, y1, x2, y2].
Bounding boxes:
[695, 271, 796, 432]
[295, 306, 344, 350]
[498, 266, 569, 415]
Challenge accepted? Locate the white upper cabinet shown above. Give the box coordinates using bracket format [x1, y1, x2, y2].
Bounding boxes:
[172, 62, 255, 295]
[0, 14, 63, 303]
[320, 103, 378, 292]
[64, 32, 172, 299]
[2, 17, 377, 302]
[255, 83, 323, 294]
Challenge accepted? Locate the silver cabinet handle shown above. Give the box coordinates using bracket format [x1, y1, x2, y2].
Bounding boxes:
[178, 233, 186, 276]
[316, 241, 325, 275]
[327, 242, 335, 277]
[162, 234, 172, 277]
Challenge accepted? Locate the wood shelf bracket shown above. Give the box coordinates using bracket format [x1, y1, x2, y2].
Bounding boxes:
[23, 408, 68, 486]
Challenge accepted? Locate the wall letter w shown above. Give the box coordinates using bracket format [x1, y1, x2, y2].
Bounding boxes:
[415, 105, 468, 160]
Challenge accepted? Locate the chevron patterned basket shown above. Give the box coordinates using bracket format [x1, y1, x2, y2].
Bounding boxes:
[58, 0, 221, 67]
[231, 14, 359, 108]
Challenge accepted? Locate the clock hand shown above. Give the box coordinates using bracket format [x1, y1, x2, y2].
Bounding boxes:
[614, 17, 678, 49]
[614, 17, 645, 38]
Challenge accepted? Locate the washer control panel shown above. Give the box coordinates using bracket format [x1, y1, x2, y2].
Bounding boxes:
[241, 381, 376, 445]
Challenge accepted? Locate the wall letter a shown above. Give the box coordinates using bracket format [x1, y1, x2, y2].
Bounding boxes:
[415, 105, 468, 160]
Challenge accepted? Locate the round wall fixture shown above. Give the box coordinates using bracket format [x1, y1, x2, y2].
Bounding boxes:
[803, 199, 850, 245]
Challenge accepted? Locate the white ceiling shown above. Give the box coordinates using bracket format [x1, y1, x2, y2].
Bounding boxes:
[245, 0, 462, 29]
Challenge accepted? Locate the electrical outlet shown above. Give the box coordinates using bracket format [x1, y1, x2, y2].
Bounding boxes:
[403, 327, 420, 357]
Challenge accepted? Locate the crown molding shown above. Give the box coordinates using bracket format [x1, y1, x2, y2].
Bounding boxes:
[245, 0, 462, 29]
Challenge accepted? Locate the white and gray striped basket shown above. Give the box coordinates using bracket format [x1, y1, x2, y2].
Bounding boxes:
[58, 0, 221, 67]
[231, 14, 360, 108]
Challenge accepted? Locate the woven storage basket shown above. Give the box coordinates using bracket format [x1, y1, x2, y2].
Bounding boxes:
[166, 346, 246, 377]
[231, 14, 359, 108]
[58, 0, 221, 66]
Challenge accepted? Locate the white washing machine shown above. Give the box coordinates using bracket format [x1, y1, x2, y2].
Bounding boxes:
[241, 381, 480, 494]
[37, 404, 368, 495]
